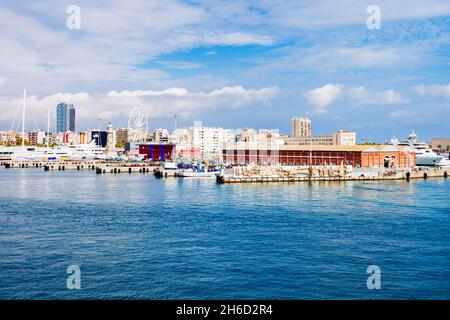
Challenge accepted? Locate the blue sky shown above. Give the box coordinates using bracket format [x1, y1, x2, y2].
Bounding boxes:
[0, 0, 449, 142]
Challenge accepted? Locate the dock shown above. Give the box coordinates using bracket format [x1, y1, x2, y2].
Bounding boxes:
[1, 159, 159, 174]
[2, 159, 101, 170]
[95, 162, 158, 174]
[216, 166, 449, 184]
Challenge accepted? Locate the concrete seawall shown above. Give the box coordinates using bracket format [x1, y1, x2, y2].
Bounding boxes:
[2, 159, 100, 170]
[95, 164, 157, 174]
[216, 168, 448, 184]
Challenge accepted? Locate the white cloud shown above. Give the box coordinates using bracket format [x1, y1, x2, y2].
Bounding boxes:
[0, 76, 5, 87]
[156, 61, 202, 70]
[254, 45, 421, 76]
[0, 86, 280, 130]
[203, 32, 274, 46]
[412, 84, 450, 98]
[389, 110, 414, 119]
[304, 84, 343, 114]
[0, 1, 276, 96]
[304, 84, 408, 114]
[331, 47, 409, 68]
[347, 86, 409, 105]
[247, 0, 450, 29]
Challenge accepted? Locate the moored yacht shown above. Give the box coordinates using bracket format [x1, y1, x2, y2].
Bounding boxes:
[393, 131, 444, 167]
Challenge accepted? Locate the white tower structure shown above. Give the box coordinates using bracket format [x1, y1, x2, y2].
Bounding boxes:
[104, 122, 117, 157]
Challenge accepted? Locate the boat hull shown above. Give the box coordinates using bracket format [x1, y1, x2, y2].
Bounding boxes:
[416, 155, 444, 167]
[178, 171, 216, 178]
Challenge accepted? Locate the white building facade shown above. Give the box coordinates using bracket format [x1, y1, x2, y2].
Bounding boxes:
[291, 117, 312, 137]
[172, 122, 235, 162]
[333, 130, 356, 146]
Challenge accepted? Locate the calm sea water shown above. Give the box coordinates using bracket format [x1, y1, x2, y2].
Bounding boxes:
[0, 167, 449, 299]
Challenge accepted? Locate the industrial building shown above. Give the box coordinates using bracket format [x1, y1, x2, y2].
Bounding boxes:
[222, 144, 415, 168]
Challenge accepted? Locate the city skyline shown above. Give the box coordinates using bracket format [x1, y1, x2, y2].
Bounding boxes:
[0, 1, 449, 141]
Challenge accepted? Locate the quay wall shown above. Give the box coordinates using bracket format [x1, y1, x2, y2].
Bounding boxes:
[217, 168, 448, 184]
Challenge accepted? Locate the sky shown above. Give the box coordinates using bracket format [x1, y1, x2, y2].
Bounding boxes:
[0, 0, 449, 142]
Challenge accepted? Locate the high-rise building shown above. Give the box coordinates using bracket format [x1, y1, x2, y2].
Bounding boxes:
[69, 106, 76, 132]
[291, 117, 311, 137]
[56, 103, 75, 133]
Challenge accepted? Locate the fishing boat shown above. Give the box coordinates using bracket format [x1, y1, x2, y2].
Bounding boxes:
[154, 162, 180, 177]
[177, 166, 217, 178]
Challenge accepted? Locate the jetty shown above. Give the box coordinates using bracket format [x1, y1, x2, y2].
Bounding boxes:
[95, 162, 158, 174]
[2, 159, 101, 170]
[216, 165, 448, 184]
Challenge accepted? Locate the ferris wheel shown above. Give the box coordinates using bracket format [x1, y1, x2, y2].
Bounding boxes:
[127, 105, 148, 142]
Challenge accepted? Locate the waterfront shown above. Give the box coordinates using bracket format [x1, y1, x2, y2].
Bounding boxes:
[0, 168, 449, 299]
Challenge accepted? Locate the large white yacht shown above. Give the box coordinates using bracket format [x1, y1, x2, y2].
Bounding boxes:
[0, 140, 106, 161]
[0, 146, 54, 161]
[393, 131, 447, 167]
[63, 140, 106, 160]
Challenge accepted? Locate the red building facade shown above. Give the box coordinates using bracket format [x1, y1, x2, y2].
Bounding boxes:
[222, 145, 415, 168]
[139, 143, 175, 161]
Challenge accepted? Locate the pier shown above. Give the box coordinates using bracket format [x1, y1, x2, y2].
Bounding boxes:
[2, 159, 101, 170]
[1, 159, 160, 174]
[95, 162, 158, 174]
[216, 166, 448, 184]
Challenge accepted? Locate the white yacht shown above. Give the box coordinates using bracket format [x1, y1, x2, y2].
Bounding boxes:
[393, 131, 446, 167]
[0, 140, 106, 161]
[64, 140, 106, 160]
[0, 146, 54, 161]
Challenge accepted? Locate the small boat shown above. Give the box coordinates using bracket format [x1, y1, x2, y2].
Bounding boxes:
[154, 162, 179, 178]
[178, 166, 217, 178]
[177, 170, 217, 178]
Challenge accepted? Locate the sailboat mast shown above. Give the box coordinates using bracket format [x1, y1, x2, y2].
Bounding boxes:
[47, 105, 50, 149]
[22, 89, 26, 148]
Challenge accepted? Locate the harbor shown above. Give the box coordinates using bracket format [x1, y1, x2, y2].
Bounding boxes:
[1, 90, 449, 186]
[1, 165, 449, 300]
[2, 1, 450, 302]
[1, 157, 448, 185]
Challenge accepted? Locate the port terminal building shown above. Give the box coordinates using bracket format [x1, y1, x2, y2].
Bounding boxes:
[222, 144, 416, 169]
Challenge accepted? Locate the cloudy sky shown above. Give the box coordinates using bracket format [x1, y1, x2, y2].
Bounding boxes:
[0, 0, 449, 142]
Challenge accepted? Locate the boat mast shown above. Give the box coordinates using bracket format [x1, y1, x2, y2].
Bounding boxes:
[22, 89, 26, 148]
[47, 105, 50, 149]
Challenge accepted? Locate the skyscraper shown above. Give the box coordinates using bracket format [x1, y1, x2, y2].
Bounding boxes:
[291, 117, 311, 137]
[56, 103, 76, 133]
[69, 106, 76, 132]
